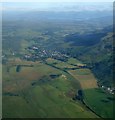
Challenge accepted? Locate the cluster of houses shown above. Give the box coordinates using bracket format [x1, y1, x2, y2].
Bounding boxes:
[101, 85, 115, 95]
[24, 45, 69, 61]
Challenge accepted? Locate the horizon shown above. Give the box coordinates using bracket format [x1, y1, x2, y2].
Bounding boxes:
[2, 2, 113, 12]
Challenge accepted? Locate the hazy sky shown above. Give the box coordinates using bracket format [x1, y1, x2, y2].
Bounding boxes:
[2, 0, 114, 2]
[2, 0, 113, 12]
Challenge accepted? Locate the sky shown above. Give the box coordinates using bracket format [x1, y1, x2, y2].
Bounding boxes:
[1, 0, 114, 12]
[1, 0, 114, 2]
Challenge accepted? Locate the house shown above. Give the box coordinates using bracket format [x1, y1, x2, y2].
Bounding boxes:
[24, 55, 31, 59]
[32, 46, 38, 50]
[107, 88, 110, 91]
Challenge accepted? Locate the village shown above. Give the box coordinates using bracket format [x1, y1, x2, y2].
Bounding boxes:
[23, 45, 115, 95]
[2, 44, 115, 96]
[23, 45, 69, 62]
[100, 85, 115, 95]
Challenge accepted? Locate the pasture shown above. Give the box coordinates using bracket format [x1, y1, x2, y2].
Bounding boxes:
[46, 58, 61, 64]
[84, 88, 114, 118]
[3, 59, 97, 118]
[67, 67, 113, 118]
[46, 58, 79, 69]
[55, 62, 76, 69]
[67, 58, 82, 65]
[68, 69, 98, 89]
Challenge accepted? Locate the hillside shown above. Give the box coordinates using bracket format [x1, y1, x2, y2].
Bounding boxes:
[2, 9, 114, 118]
[62, 27, 113, 87]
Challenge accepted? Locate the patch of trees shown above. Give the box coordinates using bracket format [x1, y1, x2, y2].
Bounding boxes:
[92, 56, 113, 87]
[107, 97, 115, 101]
[72, 89, 84, 102]
[4, 92, 19, 96]
[16, 65, 21, 72]
[101, 99, 109, 103]
[50, 74, 61, 79]
[64, 68, 78, 70]
[15, 64, 34, 67]
[65, 32, 106, 46]
[31, 82, 37, 86]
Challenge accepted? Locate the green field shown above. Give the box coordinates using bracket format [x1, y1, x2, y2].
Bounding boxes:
[3, 85, 98, 118]
[2, 8, 113, 118]
[3, 56, 114, 118]
[46, 58, 85, 69]
[68, 69, 98, 89]
[84, 88, 114, 118]
[55, 62, 76, 69]
[3, 59, 98, 118]
[67, 58, 82, 65]
[2, 49, 114, 118]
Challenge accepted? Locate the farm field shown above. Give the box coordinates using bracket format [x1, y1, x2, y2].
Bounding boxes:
[2, 4, 113, 118]
[68, 69, 98, 89]
[3, 59, 98, 118]
[3, 57, 114, 118]
[84, 88, 114, 118]
[67, 58, 83, 66]
[67, 68, 114, 118]
[46, 58, 83, 70]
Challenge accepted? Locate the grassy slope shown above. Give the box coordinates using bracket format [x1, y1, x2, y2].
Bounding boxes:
[43, 57, 114, 118]
[3, 59, 97, 118]
[84, 88, 114, 118]
[68, 69, 98, 89]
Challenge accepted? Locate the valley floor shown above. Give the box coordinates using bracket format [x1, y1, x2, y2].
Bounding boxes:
[2, 57, 114, 118]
